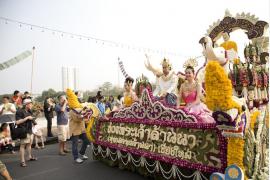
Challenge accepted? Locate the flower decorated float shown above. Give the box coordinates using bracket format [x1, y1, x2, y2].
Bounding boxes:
[88, 11, 269, 180]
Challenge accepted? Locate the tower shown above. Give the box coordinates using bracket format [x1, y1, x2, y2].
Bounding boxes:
[62, 66, 79, 91]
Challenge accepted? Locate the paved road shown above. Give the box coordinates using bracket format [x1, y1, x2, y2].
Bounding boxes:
[0, 142, 146, 180]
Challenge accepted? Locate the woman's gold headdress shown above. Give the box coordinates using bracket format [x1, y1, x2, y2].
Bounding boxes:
[183, 58, 198, 69]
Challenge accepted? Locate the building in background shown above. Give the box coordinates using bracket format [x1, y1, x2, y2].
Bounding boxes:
[62, 66, 79, 91]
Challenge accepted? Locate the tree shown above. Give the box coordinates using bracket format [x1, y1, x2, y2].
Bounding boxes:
[110, 86, 123, 97]
[82, 90, 98, 102]
[41, 88, 56, 99]
[100, 82, 113, 96]
[34, 89, 65, 103]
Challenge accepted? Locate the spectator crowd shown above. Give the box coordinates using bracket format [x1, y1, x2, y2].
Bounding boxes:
[0, 89, 124, 179]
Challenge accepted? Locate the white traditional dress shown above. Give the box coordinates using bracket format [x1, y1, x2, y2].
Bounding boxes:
[153, 72, 178, 106]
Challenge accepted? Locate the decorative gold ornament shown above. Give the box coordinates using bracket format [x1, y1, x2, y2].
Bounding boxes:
[183, 58, 198, 69]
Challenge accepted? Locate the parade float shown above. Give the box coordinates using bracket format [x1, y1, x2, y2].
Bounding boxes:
[86, 11, 269, 180]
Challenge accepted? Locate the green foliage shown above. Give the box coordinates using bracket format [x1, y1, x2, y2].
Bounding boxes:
[82, 84, 123, 102]
[41, 88, 56, 98]
[34, 89, 65, 103]
[0, 82, 124, 104]
[82, 90, 98, 102]
[109, 86, 123, 97]
[100, 82, 113, 96]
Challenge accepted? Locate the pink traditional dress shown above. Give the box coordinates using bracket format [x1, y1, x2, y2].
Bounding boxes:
[182, 91, 215, 123]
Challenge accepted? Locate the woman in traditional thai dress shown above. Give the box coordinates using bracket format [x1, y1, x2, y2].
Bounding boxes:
[123, 77, 138, 107]
[177, 66, 215, 123]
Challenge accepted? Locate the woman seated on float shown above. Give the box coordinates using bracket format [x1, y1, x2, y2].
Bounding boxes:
[123, 77, 138, 107]
[177, 66, 215, 123]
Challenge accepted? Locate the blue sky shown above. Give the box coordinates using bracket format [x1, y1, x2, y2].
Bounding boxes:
[0, 0, 269, 94]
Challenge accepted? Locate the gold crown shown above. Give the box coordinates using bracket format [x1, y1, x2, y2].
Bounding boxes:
[161, 58, 172, 69]
[183, 58, 198, 69]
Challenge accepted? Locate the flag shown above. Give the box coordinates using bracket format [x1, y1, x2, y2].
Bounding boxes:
[118, 57, 129, 78]
[0, 50, 32, 70]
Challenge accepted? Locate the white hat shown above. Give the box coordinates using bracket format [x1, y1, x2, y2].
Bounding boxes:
[23, 98, 33, 105]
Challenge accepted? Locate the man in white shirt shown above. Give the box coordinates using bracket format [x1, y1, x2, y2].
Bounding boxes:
[0, 96, 16, 115]
[153, 58, 178, 106]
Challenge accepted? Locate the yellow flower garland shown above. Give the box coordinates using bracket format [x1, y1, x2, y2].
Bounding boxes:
[227, 137, 245, 173]
[86, 117, 96, 142]
[83, 103, 100, 142]
[66, 88, 83, 109]
[250, 110, 260, 131]
[205, 61, 241, 112]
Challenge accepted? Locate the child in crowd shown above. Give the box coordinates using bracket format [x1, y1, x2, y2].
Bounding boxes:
[0, 123, 15, 154]
[32, 123, 45, 149]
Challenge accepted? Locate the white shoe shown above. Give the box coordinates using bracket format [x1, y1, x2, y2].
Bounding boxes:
[75, 158, 84, 164]
[80, 154, 88, 160]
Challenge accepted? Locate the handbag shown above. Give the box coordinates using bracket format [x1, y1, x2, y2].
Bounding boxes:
[9, 123, 27, 140]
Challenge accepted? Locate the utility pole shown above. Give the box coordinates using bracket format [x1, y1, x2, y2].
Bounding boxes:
[30, 46, 35, 94]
